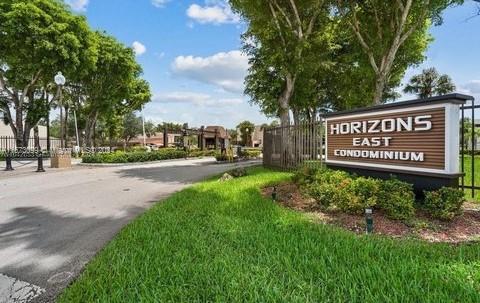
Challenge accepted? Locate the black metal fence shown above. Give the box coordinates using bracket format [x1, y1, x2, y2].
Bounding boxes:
[263, 120, 324, 171]
[460, 99, 479, 199]
[0, 136, 61, 151]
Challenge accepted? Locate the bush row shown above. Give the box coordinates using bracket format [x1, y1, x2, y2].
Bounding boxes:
[240, 149, 262, 158]
[293, 167, 465, 221]
[82, 149, 187, 164]
[188, 149, 217, 158]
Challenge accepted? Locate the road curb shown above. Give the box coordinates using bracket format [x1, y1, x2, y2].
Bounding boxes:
[77, 157, 216, 167]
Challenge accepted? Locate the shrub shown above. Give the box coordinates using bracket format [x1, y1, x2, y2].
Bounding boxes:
[312, 168, 351, 186]
[305, 168, 353, 209]
[297, 168, 416, 219]
[82, 149, 187, 164]
[377, 178, 415, 220]
[423, 187, 466, 220]
[189, 149, 217, 158]
[307, 179, 352, 209]
[244, 149, 261, 158]
[336, 177, 379, 214]
[238, 148, 262, 159]
[292, 165, 320, 186]
[215, 152, 228, 162]
[228, 167, 247, 177]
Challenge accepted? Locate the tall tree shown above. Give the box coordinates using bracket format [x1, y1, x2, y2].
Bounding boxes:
[122, 111, 143, 149]
[0, 0, 97, 148]
[337, 0, 462, 105]
[156, 122, 183, 132]
[79, 32, 151, 147]
[404, 67, 456, 98]
[231, 0, 330, 126]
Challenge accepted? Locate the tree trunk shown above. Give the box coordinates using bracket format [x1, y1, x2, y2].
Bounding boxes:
[34, 126, 40, 150]
[15, 103, 24, 148]
[46, 113, 51, 151]
[22, 124, 32, 149]
[373, 73, 387, 105]
[84, 111, 98, 147]
[279, 74, 296, 126]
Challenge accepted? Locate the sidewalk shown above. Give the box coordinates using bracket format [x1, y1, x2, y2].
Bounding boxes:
[0, 158, 83, 176]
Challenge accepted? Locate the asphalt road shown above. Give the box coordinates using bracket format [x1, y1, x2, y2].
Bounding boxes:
[0, 158, 258, 302]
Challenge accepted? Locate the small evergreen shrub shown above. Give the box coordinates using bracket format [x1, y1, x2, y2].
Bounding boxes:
[244, 149, 261, 158]
[307, 180, 352, 209]
[338, 177, 379, 214]
[305, 168, 353, 209]
[295, 168, 416, 219]
[215, 152, 228, 161]
[377, 178, 415, 220]
[423, 187, 466, 220]
[292, 165, 320, 186]
[188, 149, 217, 158]
[238, 148, 262, 159]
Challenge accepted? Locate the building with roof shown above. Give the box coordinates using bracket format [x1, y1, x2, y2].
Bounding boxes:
[203, 126, 229, 149]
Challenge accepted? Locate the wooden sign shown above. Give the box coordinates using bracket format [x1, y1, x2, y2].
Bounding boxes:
[324, 95, 468, 176]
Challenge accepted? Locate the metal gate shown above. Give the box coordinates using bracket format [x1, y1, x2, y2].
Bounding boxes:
[263, 120, 324, 171]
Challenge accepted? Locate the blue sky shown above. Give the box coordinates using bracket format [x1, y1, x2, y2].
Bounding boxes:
[65, 0, 480, 128]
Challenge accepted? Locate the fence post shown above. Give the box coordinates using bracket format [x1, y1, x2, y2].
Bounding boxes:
[5, 151, 14, 171]
[36, 150, 45, 172]
[163, 128, 168, 148]
[471, 99, 476, 198]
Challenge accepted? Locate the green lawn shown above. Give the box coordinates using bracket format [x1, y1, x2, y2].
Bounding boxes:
[60, 168, 480, 302]
[461, 155, 480, 202]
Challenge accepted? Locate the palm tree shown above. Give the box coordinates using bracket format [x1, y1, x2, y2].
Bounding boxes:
[403, 68, 456, 99]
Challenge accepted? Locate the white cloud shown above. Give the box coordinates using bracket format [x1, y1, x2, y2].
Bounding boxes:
[65, 0, 89, 12]
[132, 41, 147, 56]
[462, 80, 480, 94]
[171, 50, 249, 93]
[152, 0, 170, 8]
[187, 2, 240, 25]
[153, 92, 243, 107]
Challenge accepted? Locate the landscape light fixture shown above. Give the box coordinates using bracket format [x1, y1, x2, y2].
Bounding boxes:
[272, 186, 277, 201]
[54, 72, 66, 86]
[365, 208, 373, 234]
[54, 72, 66, 148]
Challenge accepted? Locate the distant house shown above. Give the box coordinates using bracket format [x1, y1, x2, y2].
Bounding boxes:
[237, 125, 264, 148]
[203, 126, 229, 149]
[251, 126, 264, 148]
[130, 133, 182, 148]
[129, 125, 230, 150]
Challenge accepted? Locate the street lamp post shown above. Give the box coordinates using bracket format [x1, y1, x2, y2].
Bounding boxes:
[54, 72, 66, 148]
[142, 105, 146, 147]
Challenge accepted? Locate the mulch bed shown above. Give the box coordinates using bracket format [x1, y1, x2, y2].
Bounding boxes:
[262, 183, 480, 243]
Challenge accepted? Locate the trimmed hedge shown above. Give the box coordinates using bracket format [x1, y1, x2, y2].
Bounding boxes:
[188, 149, 217, 158]
[294, 167, 464, 221]
[82, 149, 187, 164]
[239, 148, 262, 159]
[423, 187, 466, 220]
